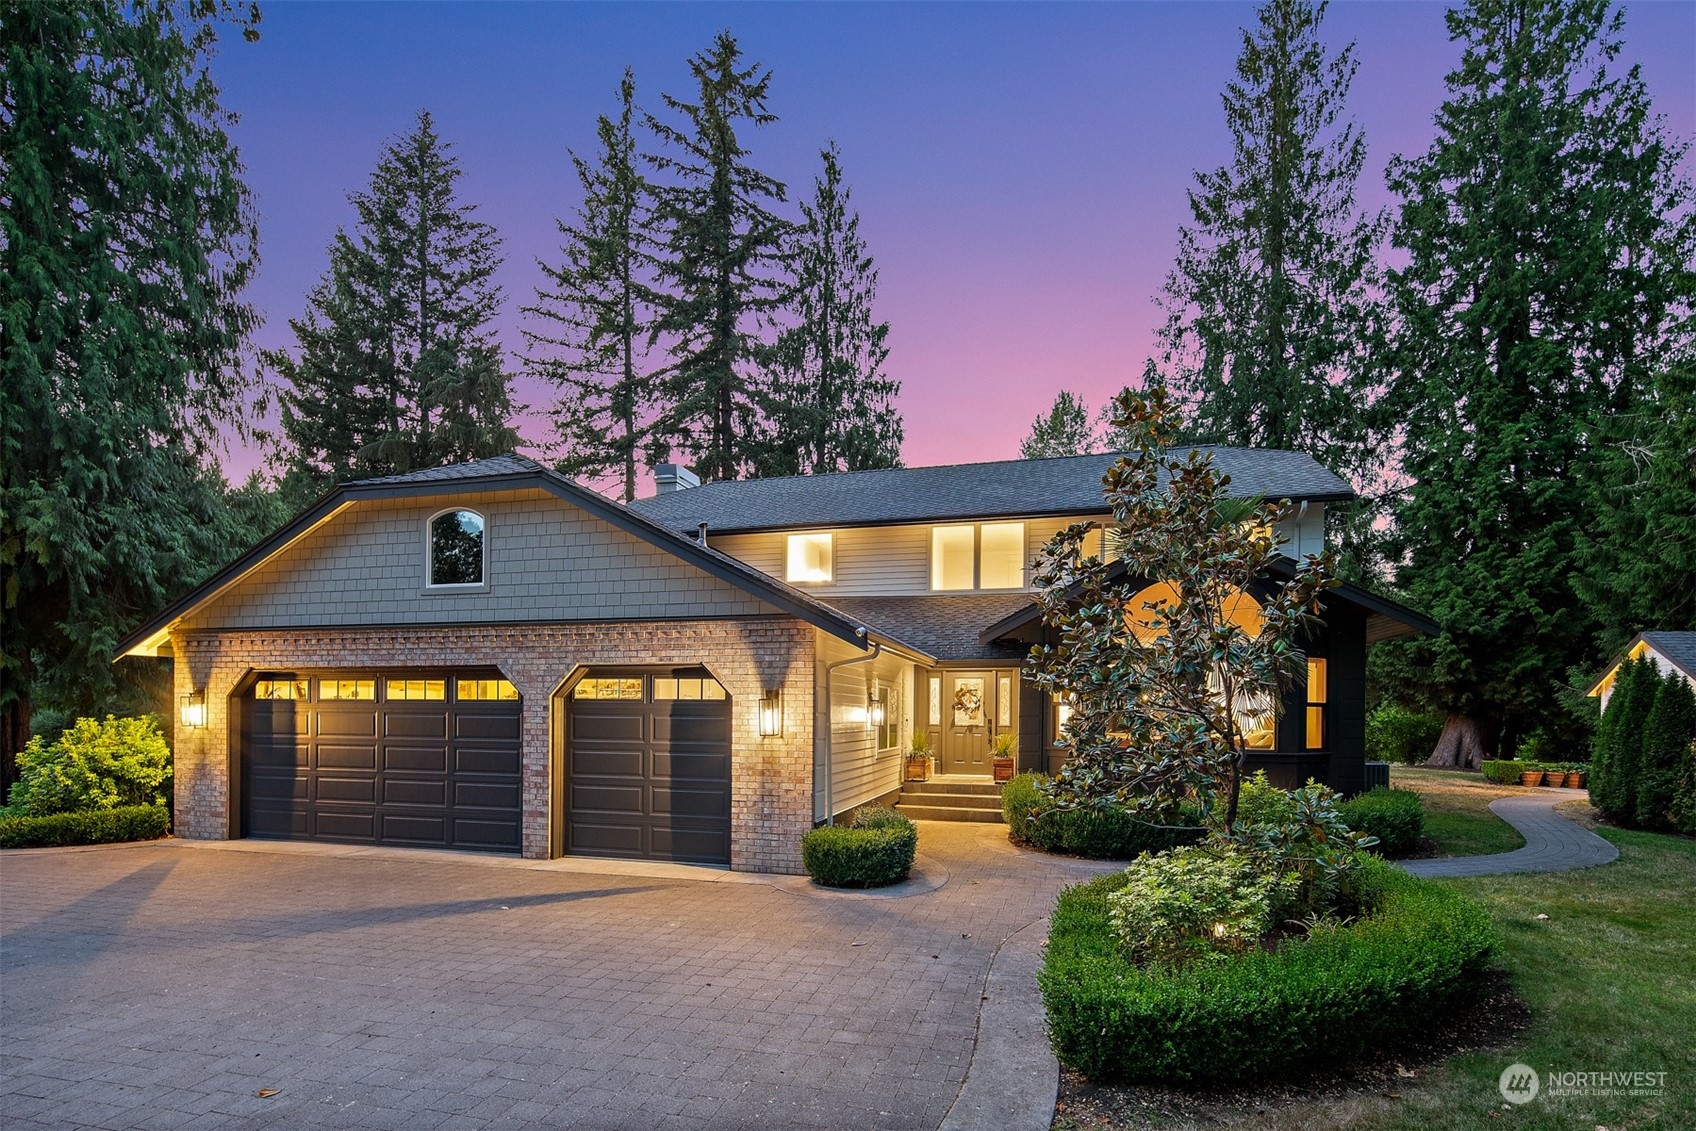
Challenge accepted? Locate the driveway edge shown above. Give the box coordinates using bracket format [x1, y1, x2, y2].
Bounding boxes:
[938, 915, 1056, 1131]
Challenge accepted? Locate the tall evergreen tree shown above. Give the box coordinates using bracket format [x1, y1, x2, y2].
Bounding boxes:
[1157, 0, 1387, 572]
[0, 0, 261, 784]
[269, 110, 518, 498]
[646, 32, 794, 482]
[1380, 0, 1696, 766]
[757, 142, 902, 476]
[524, 70, 660, 501]
[1021, 391, 1098, 459]
[1638, 669, 1695, 829]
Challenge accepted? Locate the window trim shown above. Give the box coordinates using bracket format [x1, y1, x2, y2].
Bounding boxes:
[424, 507, 490, 592]
[928, 521, 1028, 592]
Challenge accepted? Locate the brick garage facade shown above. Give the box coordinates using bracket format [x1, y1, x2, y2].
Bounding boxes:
[170, 617, 817, 873]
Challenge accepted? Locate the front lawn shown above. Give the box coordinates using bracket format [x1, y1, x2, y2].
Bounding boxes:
[1389, 765, 1528, 857]
[1051, 825, 1696, 1130]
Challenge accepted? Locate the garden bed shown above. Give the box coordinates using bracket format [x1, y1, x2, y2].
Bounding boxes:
[1040, 856, 1498, 1086]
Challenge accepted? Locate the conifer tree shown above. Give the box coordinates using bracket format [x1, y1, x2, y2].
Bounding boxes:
[1380, 0, 1695, 766]
[1, 0, 261, 782]
[1021, 392, 1098, 459]
[270, 110, 517, 498]
[646, 32, 794, 482]
[1637, 670, 1695, 829]
[757, 143, 902, 476]
[1590, 657, 1659, 822]
[524, 71, 660, 501]
[1157, 0, 1387, 571]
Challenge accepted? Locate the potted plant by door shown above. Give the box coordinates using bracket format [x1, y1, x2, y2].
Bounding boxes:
[990, 732, 1018, 784]
[905, 732, 933, 783]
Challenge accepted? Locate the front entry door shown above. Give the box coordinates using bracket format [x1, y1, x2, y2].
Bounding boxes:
[941, 671, 992, 774]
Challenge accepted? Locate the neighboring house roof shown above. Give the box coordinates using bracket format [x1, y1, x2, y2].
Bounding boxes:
[1585, 631, 1696, 696]
[114, 455, 935, 663]
[821, 595, 1037, 663]
[976, 556, 1440, 647]
[627, 448, 1355, 534]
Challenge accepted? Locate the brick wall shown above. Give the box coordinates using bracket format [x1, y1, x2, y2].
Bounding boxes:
[170, 617, 817, 873]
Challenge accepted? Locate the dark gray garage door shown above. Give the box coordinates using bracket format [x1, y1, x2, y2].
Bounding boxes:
[567, 669, 731, 865]
[242, 671, 522, 853]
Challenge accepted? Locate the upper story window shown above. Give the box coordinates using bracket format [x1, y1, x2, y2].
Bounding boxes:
[429, 509, 485, 587]
[786, 531, 834, 584]
[931, 522, 1027, 591]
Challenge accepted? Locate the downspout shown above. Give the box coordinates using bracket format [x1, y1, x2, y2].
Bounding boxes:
[821, 627, 881, 826]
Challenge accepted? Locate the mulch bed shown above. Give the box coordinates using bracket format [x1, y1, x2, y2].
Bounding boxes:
[1051, 969, 1530, 1129]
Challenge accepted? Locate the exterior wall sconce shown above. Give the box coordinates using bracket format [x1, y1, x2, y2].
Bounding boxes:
[759, 688, 783, 737]
[869, 693, 885, 729]
[180, 690, 207, 729]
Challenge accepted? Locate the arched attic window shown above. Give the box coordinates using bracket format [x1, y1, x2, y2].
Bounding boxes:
[1125, 581, 1276, 749]
[428, 509, 486, 587]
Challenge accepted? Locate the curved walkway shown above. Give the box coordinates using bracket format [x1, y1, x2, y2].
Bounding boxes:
[1399, 787, 1618, 878]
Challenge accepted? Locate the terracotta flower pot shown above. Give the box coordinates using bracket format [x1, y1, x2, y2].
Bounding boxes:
[1520, 771, 1543, 786]
[1543, 771, 1565, 787]
[1565, 771, 1586, 788]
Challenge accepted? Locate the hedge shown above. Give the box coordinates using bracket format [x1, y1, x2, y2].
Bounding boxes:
[1040, 856, 1498, 1085]
[1002, 773, 1204, 859]
[1481, 759, 1587, 785]
[1366, 706, 1444, 766]
[1337, 787, 1424, 857]
[801, 806, 917, 888]
[0, 804, 171, 849]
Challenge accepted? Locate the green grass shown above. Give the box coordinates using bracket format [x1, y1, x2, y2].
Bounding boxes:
[1390, 765, 1527, 856]
[1052, 826, 1696, 1131]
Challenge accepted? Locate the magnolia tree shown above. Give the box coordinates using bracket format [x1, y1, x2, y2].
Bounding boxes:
[1028, 387, 1336, 830]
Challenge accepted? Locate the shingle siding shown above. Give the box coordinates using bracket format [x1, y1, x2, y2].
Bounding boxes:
[180, 488, 775, 632]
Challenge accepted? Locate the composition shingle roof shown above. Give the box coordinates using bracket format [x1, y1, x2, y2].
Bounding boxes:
[820, 595, 1038, 663]
[1641, 631, 1696, 680]
[627, 447, 1354, 533]
[347, 453, 547, 485]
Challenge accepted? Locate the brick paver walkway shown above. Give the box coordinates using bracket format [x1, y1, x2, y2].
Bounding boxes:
[1, 824, 1107, 1131]
[1399, 788, 1618, 878]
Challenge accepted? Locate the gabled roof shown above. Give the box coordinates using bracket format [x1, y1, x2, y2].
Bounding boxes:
[627, 448, 1354, 534]
[976, 555, 1440, 647]
[114, 455, 934, 662]
[822, 595, 1036, 663]
[1585, 631, 1696, 696]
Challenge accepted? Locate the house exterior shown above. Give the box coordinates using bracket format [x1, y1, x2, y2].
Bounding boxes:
[1587, 631, 1696, 711]
[117, 450, 1435, 874]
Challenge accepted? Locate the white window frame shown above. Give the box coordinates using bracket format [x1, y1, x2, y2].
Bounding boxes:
[425, 507, 490, 592]
[928, 521, 1028, 592]
[785, 530, 835, 584]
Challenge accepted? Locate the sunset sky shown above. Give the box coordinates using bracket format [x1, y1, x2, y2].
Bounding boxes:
[215, 1, 1696, 489]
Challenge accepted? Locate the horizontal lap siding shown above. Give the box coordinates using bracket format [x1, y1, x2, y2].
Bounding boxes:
[814, 632, 912, 820]
[180, 489, 774, 632]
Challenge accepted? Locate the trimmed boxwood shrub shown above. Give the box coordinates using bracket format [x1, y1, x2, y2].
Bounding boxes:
[1480, 759, 1527, 784]
[0, 804, 171, 849]
[1002, 772, 1204, 859]
[1338, 787, 1424, 857]
[1366, 706, 1444, 765]
[801, 805, 917, 888]
[1040, 856, 1498, 1085]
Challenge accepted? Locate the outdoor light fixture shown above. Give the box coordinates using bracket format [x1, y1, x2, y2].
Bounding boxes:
[869, 693, 885, 729]
[759, 688, 783, 737]
[179, 690, 207, 729]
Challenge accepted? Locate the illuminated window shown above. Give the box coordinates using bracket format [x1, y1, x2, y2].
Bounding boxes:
[1127, 581, 1262, 643]
[386, 678, 446, 701]
[980, 523, 1026, 589]
[1305, 658, 1327, 750]
[653, 676, 726, 701]
[573, 678, 644, 700]
[456, 678, 519, 701]
[319, 679, 375, 701]
[876, 686, 901, 751]
[998, 674, 1013, 727]
[1054, 694, 1073, 744]
[785, 532, 834, 584]
[254, 678, 308, 700]
[931, 525, 975, 590]
[928, 676, 942, 726]
[429, 510, 485, 587]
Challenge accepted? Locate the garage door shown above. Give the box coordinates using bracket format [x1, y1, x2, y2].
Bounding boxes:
[567, 669, 731, 865]
[242, 671, 522, 853]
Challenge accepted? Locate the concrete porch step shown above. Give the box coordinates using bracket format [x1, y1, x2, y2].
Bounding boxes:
[900, 779, 1003, 797]
[897, 803, 1006, 823]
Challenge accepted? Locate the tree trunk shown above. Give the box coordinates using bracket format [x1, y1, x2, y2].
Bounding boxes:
[1425, 713, 1487, 770]
[0, 694, 29, 798]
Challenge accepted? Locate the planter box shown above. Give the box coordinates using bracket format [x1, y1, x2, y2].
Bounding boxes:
[992, 757, 1015, 784]
[905, 755, 931, 783]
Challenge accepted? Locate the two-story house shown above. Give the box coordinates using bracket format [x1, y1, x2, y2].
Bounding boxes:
[118, 451, 1434, 875]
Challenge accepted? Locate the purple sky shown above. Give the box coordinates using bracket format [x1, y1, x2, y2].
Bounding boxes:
[215, 1, 1696, 489]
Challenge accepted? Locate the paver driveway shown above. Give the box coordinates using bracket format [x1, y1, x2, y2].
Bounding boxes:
[1, 823, 1109, 1130]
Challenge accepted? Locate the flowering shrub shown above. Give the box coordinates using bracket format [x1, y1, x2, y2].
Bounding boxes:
[1106, 846, 1293, 967]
